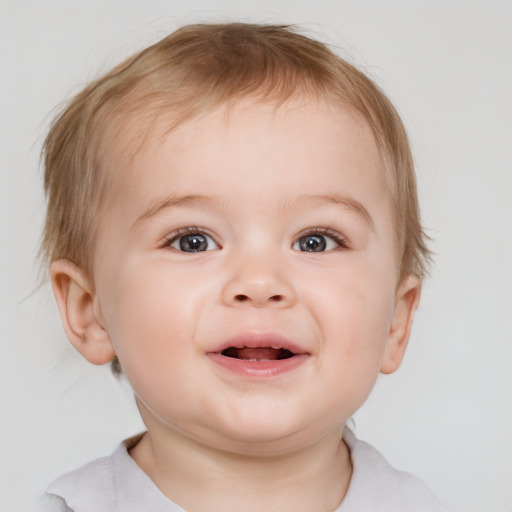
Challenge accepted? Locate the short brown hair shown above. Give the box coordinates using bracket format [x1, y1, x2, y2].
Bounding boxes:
[41, 22, 430, 280]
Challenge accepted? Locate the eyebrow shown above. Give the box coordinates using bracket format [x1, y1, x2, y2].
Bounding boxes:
[132, 193, 374, 230]
[132, 195, 209, 230]
[291, 194, 375, 230]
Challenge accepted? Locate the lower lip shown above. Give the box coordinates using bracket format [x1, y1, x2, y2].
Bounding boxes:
[206, 353, 309, 378]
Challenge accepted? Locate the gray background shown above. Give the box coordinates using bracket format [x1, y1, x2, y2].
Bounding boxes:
[1, 1, 511, 511]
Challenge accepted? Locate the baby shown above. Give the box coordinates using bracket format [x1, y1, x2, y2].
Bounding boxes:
[39, 22, 444, 511]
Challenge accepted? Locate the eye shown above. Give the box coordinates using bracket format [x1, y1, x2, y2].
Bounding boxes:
[167, 229, 219, 253]
[292, 230, 346, 252]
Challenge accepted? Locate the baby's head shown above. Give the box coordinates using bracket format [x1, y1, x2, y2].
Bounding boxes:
[42, 23, 430, 451]
[42, 22, 428, 282]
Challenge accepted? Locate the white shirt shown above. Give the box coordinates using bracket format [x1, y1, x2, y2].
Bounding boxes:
[38, 428, 445, 511]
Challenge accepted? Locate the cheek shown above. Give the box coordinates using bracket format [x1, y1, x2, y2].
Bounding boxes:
[308, 252, 395, 324]
[314, 280, 394, 420]
[99, 258, 225, 409]
[304, 256, 396, 370]
[100, 263, 194, 385]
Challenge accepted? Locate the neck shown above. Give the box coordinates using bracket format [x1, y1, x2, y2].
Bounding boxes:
[130, 422, 352, 512]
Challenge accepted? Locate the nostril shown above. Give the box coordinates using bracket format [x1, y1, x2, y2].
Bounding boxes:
[232, 293, 288, 304]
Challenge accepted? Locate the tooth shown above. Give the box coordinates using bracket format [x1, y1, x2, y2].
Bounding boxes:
[271, 345, 282, 349]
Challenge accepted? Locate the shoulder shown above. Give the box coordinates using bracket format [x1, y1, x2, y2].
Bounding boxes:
[38, 433, 185, 512]
[43, 451, 116, 512]
[33, 493, 74, 512]
[40, 434, 144, 512]
[339, 428, 446, 512]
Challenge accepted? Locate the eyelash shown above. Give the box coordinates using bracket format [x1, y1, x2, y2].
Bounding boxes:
[162, 226, 349, 252]
[294, 227, 349, 250]
[162, 227, 220, 248]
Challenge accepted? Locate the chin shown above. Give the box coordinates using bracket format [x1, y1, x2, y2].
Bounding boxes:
[207, 415, 324, 456]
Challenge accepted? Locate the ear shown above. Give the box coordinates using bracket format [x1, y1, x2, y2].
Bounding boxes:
[50, 259, 116, 365]
[380, 274, 422, 375]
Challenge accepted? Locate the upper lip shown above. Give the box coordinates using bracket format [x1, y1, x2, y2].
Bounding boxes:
[208, 332, 308, 355]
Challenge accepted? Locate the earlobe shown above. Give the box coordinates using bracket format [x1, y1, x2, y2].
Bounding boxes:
[380, 274, 422, 375]
[50, 259, 116, 365]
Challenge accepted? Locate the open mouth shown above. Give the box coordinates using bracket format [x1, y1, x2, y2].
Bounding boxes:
[208, 335, 308, 376]
[221, 346, 295, 361]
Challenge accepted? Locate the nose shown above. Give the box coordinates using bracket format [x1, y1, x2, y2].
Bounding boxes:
[220, 253, 297, 308]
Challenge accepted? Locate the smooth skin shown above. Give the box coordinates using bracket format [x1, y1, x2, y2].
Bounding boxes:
[51, 97, 421, 512]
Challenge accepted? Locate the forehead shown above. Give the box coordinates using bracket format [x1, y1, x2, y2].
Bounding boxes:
[103, 97, 387, 206]
[91, 96, 398, 280]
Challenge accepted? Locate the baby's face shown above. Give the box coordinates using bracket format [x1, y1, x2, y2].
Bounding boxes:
[92, 98, 412, 453]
